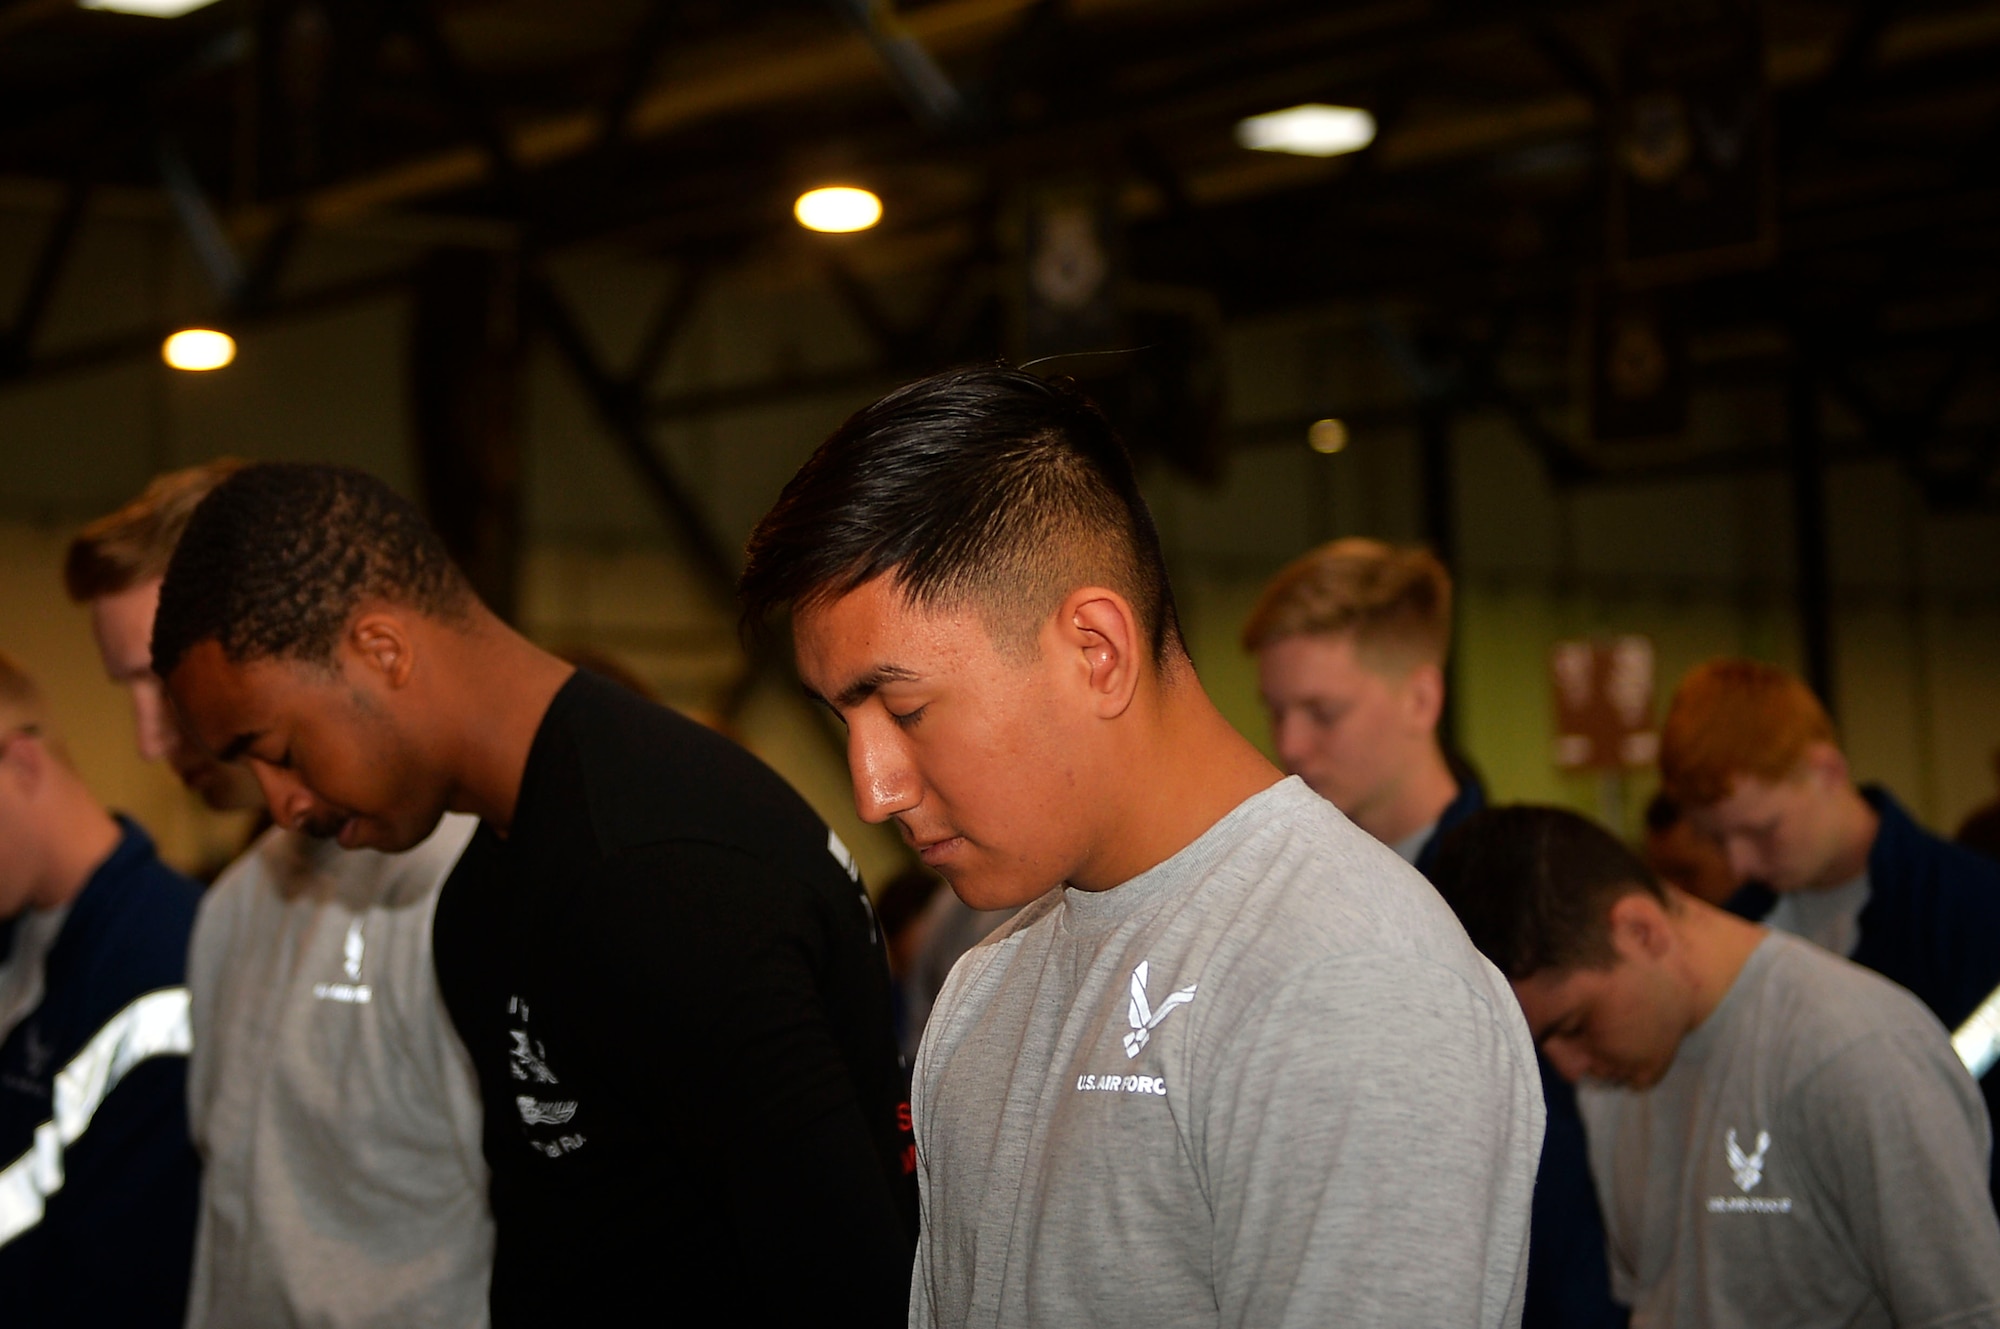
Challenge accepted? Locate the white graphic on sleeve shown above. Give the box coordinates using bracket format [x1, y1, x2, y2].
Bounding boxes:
[506, 997, 587, 1156]
[1726, 1129, 1771, 1192]
[312, 920, 372, 1004]
[828, 828, 881, 943]
[515, 1095, 579, 1126]
[507, 1030, 559, 1084]
[1122, 960, 1198, 1059]
[827, 829, 859, 881]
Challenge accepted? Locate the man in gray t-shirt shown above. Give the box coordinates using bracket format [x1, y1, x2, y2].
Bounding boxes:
[740, 365, 1544, 1326]
[1432, 805, 2000, 1329]
[916, 777, 1540, 1325]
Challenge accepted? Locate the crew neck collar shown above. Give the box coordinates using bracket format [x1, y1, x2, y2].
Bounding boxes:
[1060, 776, 1312, 934]
[1673, 931, 1777, 1070]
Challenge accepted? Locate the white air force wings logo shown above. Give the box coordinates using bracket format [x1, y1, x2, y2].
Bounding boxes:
[1122, 960, 1198, 1059]
[343, 921, 365, 981]
[1726, 1129, 1772, 1192]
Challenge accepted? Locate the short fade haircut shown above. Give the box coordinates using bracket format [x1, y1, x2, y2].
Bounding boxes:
[64, 458, 249, 602]
[152, 462, 473, 680]
[1429, 805, 1668, 980]
[1659, 658, 1837, 808]
[1240, 538, 1451, 673]
[739, 364, 1184, 664]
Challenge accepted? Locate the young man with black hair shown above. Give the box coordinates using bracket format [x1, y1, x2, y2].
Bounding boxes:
[69, 462, 494, 1328]
[0, 650, 201, 1326]
[1431, 804, 2000, 1328]
[739, 364, 1543, 1327]
[152, 463, 917, 1327]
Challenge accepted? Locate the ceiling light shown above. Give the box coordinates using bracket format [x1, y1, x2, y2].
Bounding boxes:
[1308, 418, 1349, 454]
[794, 186, 882, 234]
[80, 0, 221, 15]
[1236, 104, 1377, 158]
[163, 328, 235, 371]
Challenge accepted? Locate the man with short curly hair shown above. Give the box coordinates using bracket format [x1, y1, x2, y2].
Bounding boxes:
[154, 462, 918, 1328]
[69, 463, 493, 1329]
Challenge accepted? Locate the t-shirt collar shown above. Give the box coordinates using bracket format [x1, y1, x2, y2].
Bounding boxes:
[1060, 776, 1314, 935]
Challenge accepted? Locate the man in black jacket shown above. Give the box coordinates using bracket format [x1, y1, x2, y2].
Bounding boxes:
[150, 463, 916, 1327]
[0, 649, 201, 1326]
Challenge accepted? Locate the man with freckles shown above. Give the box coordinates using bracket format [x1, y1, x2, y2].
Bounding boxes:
[739, 363, 1544, 1327]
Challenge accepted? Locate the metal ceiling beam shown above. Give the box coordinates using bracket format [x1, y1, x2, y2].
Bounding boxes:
[1, 170, 89, 369]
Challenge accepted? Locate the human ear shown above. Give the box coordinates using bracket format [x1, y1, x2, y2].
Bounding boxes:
[348, 613, 416, 690]
[1606, 891, 1673, 962]
[1404, 661, 1445, 731]
[0, 730, 50, 797]
[1800, 741, 1850, 791]
[1059, 588, 1143, 719]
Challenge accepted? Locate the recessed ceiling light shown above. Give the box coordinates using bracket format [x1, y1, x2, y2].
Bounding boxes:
[1235, 104, 1377, 158]
[80, 0, 222, 15]
[794, 186, 882, 234]
[163, 328, 235, 371]
[1308, 418, 1349, 454]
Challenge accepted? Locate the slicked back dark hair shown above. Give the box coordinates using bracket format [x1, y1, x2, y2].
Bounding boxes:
[1429, 805, 1669, 980]
[152, 462, 473, 680]
[739, 364, 1185, 664]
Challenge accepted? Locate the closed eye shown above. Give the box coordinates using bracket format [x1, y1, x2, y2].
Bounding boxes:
[889, 705, 927, 730]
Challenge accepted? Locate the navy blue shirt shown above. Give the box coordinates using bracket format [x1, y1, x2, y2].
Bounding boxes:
[0, 817, 202, 1327]
[1727, 786, 2000, 1205]
[1424, 774, 1628, 1329]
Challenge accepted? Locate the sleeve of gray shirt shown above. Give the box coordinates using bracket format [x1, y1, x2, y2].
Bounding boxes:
[1198, 950, 1544, 1327]
[1786, 1027, 2000, 1324]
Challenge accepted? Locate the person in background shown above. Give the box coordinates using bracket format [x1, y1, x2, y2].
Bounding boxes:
[150, 462, 917, 1328]
[66, 463, 494, 1328]
[874, 866, 943, 1058]
[897, 885, 1023, 1063]
[1642, 791, 1739, 907]
[1244, 536, 1623, 1329]
[742, 365, 1543, 1327]
[1659, 657, 2000, 1205]
[1954, 745, 2000, 861]
[1432, 804, 2000, 1328]
[0, 649, 201, 1326]
[1241, 538, 1477, 874]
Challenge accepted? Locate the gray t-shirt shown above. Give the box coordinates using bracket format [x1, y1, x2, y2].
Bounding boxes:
[910, 776, 1544, 1328]
[185, 817, 492, 1329]
[1765, 870, 1869, 958]
[1579, 931, 2000, 1328]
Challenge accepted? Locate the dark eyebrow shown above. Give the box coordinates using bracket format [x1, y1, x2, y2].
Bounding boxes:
[216, 731, 259, 763]
[811, 664, 923, 712]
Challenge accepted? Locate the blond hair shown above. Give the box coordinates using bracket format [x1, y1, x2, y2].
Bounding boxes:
[1241, 538, 1452, 672]
[65, 458, 248, 602]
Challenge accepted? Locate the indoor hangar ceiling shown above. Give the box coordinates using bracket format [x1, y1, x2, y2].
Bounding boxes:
[2, 0, 2000, 504]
